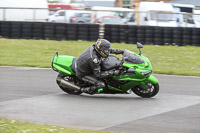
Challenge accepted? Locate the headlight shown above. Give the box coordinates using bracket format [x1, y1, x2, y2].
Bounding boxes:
[141, 71, 152, 77]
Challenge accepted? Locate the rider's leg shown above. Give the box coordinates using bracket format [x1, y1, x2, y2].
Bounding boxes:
[81, 75, 105, 94]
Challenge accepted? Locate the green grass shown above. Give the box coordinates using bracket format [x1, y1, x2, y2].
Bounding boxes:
[0, 38, 200, 76]
[0, 118, 110, 133]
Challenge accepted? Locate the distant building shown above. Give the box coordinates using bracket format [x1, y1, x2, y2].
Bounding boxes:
[115, 0, 173, 9]
[71, 0, 115, 7]
[115, 0, 134, 9]
[167, 0, 200, 7]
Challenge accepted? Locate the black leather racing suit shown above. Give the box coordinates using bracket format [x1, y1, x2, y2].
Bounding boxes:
[75, 45, 124, 93]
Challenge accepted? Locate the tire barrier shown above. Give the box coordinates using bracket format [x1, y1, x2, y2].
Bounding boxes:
[0, 21, 200, 46]
[0, 21, 99, 42]
[22, 22, 32, 39]
[0, 21, 11, 38]
[104, 24, 200, 46]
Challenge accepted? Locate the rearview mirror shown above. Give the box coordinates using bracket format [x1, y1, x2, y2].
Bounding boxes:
[137, 42, 143, 55]
[137, 42, 143, 49]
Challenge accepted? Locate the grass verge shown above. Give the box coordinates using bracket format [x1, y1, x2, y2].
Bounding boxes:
[0, 38, 200, 76]
[0, 118, 110, 133]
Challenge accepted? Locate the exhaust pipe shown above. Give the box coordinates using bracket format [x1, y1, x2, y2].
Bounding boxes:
[57, 78, 80, 91]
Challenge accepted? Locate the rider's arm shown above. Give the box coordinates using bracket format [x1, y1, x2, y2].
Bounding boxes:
[90, 58, 120, 79]
[110, 48, 124, 55]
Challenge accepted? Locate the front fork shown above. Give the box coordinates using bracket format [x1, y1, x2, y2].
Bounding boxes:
[140, 75, 158, 89]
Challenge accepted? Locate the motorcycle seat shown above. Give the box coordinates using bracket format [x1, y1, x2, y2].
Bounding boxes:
[71, 58, 77, 73]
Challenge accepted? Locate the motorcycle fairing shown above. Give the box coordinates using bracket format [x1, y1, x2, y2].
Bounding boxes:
[109, 75, 158, 92]
[52, 55, 75, 75]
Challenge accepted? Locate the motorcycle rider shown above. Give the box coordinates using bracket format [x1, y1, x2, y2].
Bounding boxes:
[75, 39, 124, 94]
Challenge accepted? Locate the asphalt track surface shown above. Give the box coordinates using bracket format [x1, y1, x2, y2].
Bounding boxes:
[0, 66, 200, 133]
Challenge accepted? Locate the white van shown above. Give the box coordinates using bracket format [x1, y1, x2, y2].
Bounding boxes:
[0, 0, 49, 21]
[171, 3, 196, 27]
[194, 10, 200, 28]
[137, 2, 177, 27]
[47, 10, 92, 23]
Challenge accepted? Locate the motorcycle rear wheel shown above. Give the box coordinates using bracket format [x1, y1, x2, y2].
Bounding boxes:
[132, 83, 159, 98]
[57, 74, 82, 95]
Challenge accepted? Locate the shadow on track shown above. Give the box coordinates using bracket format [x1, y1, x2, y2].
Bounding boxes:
[58, 93, 157, 101]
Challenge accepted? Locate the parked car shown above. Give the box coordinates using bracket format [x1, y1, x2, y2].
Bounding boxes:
[47, 10, 91, 23]
[96, 16, 124, 24]
[70, 13, 91, 23]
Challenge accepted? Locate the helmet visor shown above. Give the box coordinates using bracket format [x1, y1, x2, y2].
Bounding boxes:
[102, 47, 110, 56]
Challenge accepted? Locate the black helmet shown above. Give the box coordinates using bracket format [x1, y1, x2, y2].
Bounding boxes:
[95, 39, 111, 58]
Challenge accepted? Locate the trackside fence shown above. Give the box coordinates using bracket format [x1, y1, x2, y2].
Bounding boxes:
[104, 24, 200, 46]
[0, 21, 200, 46]
[0, 21, 99, 41]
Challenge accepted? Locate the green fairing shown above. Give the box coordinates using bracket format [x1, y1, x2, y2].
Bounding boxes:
[111, 51, 158, 92]
[52, 55, 75, 75]
[108, 85, 123, 92]
[146, 75, 158, 84]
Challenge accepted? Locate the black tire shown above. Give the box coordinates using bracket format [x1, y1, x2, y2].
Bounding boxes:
[111, 28, 119, 32]
[78, 27, 88, 32]
[55, 35, 65, 41]
[137, 26, 146, 30]
[173, 30, 182, 35]
[173, 35, 182, 39]
[89, 28, 99, 32]
[67, 30, 77, 35]
[33, 23, 44, 29]
[89, 31, 99, 36]
[56, 30, 65, 34]
[132, 83, 159, 98]
[89, 35, 99, 41]
[182, 35, 191, 40]
[146, 33, 154, 38]
[89, 24, 99, 29]
[57, 74, 82, 95]
[145, 30, 154, 34]
[137, 29, 145, 34]
[154, 29, 163, 34]
[67, 27, 78, 31]
[137, 33, 145, 38]
[192, 28, 200, 36]
[145, 38, 154, 44]
[192, 36, 200, 40]
[67, 34, 77, 40]
[182, 28, 192, 35]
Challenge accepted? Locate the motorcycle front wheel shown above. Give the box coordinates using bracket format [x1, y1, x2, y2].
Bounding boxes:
[132, 83, 159, 98]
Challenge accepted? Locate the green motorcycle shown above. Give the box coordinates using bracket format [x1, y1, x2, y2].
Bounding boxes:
[51, 42, 159, 98]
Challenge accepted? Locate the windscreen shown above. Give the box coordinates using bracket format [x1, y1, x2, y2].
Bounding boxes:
[123, 50, 145, 64]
